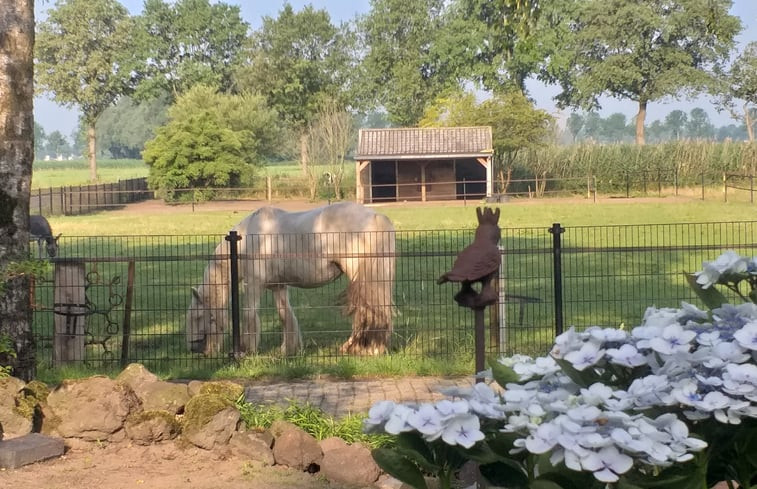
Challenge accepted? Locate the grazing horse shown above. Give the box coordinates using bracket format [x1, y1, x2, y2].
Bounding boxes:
[30, 215, 60, 258]
[186, 202, 396, 356]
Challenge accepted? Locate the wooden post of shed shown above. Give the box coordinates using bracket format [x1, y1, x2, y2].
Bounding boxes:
[53, 261, 87, 365]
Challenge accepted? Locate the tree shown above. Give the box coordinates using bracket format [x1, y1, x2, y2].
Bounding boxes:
[686, 108, 715, 140]
[233, 5, 351, 171]
[545, 0, 741, 145]
[96, 95, 169, 159]
[665, 110, 688, 140]
[34, 122, 46, 159]
[566, 113, 584, 142]
[0, 0, 35, 380]
[36, 0, 139, 181]
[358, 0, 454, 126]
[718, 41, 757, 141]
[420, 89, 553, 192]
[303, 98, 356, 200]
[143, 85, 279, 200]
[135, 0, 248, 100]
[45, 131, 70, 158]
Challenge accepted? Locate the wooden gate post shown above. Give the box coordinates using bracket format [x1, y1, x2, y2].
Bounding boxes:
[53, 261, 87, 365]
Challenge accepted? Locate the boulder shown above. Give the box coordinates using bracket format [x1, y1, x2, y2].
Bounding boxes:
[0, 377, 32, 438]
[137, 381, 191, 415]
[198, 381, 244, 401]
[319, 436, 348, 452]
[182, 394, 239, 450]
[229, 431, 275, 465]
[272, 424, 323, 471]
[115, 363, 159, 393]
[124, 410, 181, 445]
[46, 376, 142, 441]
[320, 442, 381, 486]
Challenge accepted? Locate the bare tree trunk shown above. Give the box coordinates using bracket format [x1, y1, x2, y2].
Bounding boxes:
[88, 123, 97, 182]
[636, 100, 647, 145]
[0, 0, 36, 381]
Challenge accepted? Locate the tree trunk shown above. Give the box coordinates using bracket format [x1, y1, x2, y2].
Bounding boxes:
[299, 131, 309, 173]
[88, 123, 97, 182]
[745, 102, 755, 143]
[635, 100, 647, 145]
[0, 0, 36, 381]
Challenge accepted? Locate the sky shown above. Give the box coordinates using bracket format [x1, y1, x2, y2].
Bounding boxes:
[34, 0, 757, 138]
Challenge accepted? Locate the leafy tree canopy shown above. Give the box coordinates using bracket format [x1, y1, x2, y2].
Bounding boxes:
[358, 0, 456, 126]
[233, 4, 349, 131]
[96, 95, 169, 159]
[545, 0, 742, 144]
[36, 0, 140, 180]
[135, 0, 249, 100]
[143, 85, 279, 198]
[718, 41, 757, 141]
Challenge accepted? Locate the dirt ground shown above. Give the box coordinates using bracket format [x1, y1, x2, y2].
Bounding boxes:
[0, 438, 358, 489]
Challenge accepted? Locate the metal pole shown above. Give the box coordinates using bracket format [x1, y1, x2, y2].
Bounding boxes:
[226, 231, 242, 359]
[549, 223, 565, 338]
[474, 307, 485, 382]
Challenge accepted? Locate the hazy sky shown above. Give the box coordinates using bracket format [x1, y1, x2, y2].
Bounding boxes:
[34, 0, 757, 137]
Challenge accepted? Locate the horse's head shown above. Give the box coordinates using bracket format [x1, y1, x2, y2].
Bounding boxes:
[186, 286, 216, 354]
[46, 233, 61, 258]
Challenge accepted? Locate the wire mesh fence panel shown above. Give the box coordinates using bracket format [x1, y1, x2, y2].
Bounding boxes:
[30, 221, 757, 375]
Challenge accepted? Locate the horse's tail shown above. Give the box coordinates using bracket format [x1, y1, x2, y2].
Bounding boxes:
[341, 214, 395, 355]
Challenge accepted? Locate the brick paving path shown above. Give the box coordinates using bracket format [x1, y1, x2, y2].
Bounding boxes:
[244, 376, 475, 418]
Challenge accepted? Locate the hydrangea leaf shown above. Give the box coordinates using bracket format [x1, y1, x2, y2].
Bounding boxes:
[685, 273, 728, 310]
[371, 447, 429, 489]
[478, 460, 530, 488]
[553, 357, 601, 388]
[489, 356, 521, 386]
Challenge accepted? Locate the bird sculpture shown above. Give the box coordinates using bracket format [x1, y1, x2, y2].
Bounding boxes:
[437, 207, 502, 309]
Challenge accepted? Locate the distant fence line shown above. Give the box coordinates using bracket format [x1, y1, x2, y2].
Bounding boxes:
[30, 221, 757, 373]
[29, 171, 757, 217]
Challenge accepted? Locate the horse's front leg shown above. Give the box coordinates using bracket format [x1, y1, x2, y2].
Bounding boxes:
[272, 286, 301, 355]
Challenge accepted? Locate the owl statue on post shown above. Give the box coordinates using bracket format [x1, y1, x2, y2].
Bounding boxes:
[437, 207, 501, 309]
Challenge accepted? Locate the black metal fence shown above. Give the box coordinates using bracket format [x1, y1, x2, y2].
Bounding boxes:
[30, 178, 152, 216]
[30, 221, 757, 373]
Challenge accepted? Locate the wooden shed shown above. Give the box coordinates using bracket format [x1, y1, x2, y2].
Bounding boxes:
[354, 126, 493, 203]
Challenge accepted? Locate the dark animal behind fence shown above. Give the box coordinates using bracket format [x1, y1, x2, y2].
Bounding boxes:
[30, 215, 60, 258]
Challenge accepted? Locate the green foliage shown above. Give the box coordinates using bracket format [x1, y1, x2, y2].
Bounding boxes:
[95, 95, 169, 159]
[233, 4, 350, 131]
[545, 0, 741, 144]
[0, 334, 16, 378]
[35, 0, 138, 126]
[142, 85, 280, 199]
[134, 0, 248, 100]
[235, 398, 393, 449]
[357, 0, 455, 126]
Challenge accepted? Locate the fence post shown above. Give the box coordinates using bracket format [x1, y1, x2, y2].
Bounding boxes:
[751, 175, 754, 204]
[226, 231, 242, 359]
[701, 173, 705, 201]
[548, 223, 565, 338]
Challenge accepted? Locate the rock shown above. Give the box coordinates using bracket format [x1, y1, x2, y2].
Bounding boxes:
[124, 410, 181, 445]
[320, 442, 380, 486]
[187, 380, 204, 397]
[0, 433, 65, 469]
[115, 363, 159, 392]
[46, 376, 142, 441]
[272, 425, 323, 471]
[267, 419, 299, 438]
[138, 381, 191, 415]
[319, 436, 348, 452]
[0, 377, 33, 438]
[182, 394, 239, 450]
[198, 381, 244, 401]
[229, 431, 275, 466]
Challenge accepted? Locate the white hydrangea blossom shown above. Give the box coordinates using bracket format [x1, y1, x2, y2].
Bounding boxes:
[365, 251, 757, 485]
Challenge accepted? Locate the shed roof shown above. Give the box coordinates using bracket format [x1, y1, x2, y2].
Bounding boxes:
[355, 126, 493, 161]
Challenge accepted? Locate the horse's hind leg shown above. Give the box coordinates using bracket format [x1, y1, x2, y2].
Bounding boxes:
[272, 286, 301, 355]
[241, 285, 262, 353]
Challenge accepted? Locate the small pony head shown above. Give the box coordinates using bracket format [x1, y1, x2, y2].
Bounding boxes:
[45, 234, 62, 258]
[186, 286, 217, 354]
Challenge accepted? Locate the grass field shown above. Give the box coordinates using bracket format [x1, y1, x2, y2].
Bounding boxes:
[28, 159, 757, 382]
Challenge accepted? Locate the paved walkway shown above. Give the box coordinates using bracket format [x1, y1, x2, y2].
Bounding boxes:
[244, 376, 476, 418]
